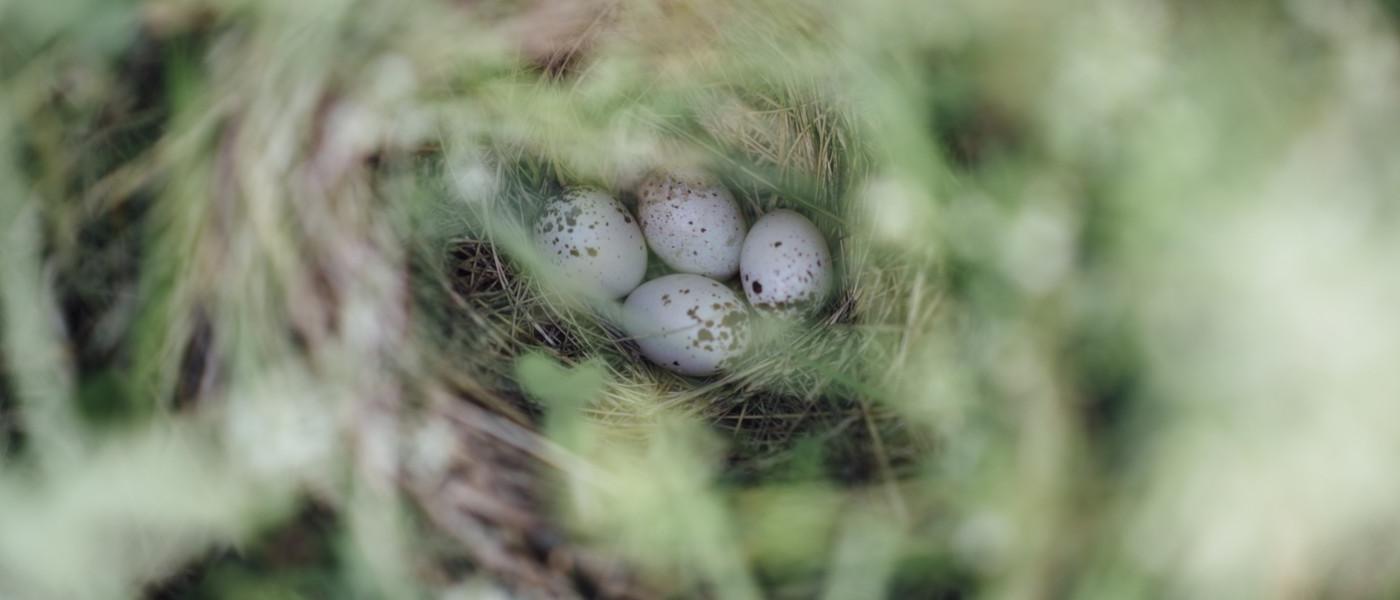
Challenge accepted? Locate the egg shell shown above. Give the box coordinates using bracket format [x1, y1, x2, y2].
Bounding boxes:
[740, 209, 833, 313]
[533, 188, 647, 298]
[622, 274, 749, 376]
[636, 172, 746, 280]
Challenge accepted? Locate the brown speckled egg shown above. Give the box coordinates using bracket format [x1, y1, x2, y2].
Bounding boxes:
[533, 187, 647, 298]
[622, 274, 749, 376]
[739, 209, 833, 314]
[636, 172, 746, 280]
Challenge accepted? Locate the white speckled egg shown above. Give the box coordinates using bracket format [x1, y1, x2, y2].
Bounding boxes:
[533, 187, 647, 298]
[740, 209, 833, 313]
[636, 172, 746, 280]
[622, 274, 749, 376]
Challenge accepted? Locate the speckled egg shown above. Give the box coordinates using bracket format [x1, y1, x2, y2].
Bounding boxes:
[533, 187, 647, 298]
[740, 209, 833, 313]
[622, 274, 749, 376]
[636, 172, 746, 280]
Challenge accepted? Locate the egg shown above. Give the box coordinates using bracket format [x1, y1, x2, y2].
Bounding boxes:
[739, 209, 833, 313]
[636, 171, 746, 280]
[622, 274, 749, 376]
[533, 187, 647, 298]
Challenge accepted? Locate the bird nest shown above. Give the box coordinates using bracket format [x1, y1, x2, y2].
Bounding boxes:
[403, 90, 938, 595]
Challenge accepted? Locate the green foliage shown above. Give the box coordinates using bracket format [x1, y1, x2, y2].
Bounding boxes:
[5, 0, 1400, 598]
